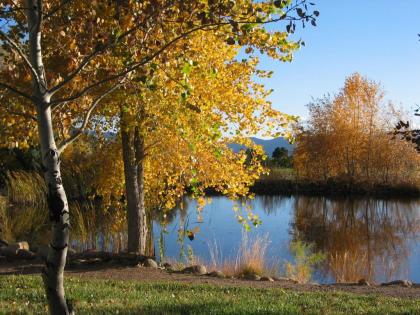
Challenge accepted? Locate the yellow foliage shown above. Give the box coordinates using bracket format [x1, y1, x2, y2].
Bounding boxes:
[294, 73, 420, 187]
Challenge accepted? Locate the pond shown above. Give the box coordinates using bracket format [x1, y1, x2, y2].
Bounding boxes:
[152, 195, 420, 284]
[5, 194, 419, 284]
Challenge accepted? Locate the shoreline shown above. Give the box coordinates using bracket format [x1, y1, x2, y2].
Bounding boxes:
[203, 176, 420, 199]
[1, 260, 420, 299]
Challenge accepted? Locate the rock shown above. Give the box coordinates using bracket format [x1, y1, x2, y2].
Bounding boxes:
[69, 259, 86, 267]
[143, 258, 158, 268]
[260, 276, 274, 282]
[207, 270, 225, 278]
[381, 280, 413, 287]
[87, 257, 103, 265]
[182, 265, 207, 275]
[0, 246, 18, 256]
[0, 242, 30, 256]
[243, 273, 261, 281]
[163, 262, 173, 269]
[358, 279, 370, 286]
[16, 242, 29, 250]
[16, 249, 36, 260]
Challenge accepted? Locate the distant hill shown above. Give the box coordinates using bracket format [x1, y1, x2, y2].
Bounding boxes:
[229, 137, 294, 157]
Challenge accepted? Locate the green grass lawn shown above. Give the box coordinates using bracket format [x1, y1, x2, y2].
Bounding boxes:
[1, 275, 419, 315]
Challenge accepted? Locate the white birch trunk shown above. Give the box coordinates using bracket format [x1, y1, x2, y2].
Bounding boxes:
[26, 1, 72, 313]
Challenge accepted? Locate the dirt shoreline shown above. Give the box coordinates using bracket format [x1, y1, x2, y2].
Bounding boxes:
[1, 261, 420, 299]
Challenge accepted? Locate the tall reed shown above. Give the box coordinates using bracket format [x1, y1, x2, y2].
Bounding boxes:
[5, 170, 47, 206]
[206, 232, 277, 277]
[0, 171, 49, 243]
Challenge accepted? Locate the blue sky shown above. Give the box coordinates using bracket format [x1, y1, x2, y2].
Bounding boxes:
[258, 0, 420, 120]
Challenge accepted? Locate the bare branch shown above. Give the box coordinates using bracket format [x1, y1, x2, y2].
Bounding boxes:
[43, 0, 73, 20]
[0, 30, 42, 86]
[50, 1, 314, 106]
[48, 49, 102, 96]
[48, 17, 148, 96]
[57, 79, 124, 153]
[143, 139, 161, 156]
[50, 23, 220, 106]
[0, 82, 33, 101]
[5, 108, 37, 121]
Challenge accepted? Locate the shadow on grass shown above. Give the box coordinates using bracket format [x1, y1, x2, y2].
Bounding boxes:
[86, 301, 298, 315]
[0, 260, 141, 276]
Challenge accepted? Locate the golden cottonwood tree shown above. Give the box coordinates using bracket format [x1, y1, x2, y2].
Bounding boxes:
[294, 73, 420, 187]
[0, 1, 317, 312]
[91, 30, 298, 253]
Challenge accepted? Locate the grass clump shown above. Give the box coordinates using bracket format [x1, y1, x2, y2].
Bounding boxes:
[1, 275, 420, 314]
[235, 233, 270, 277]
[207, 233, 277, 278]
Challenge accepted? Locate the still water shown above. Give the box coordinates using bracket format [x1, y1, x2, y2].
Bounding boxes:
[152, 195, 420, 284]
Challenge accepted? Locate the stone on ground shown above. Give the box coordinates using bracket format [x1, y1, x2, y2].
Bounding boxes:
[182, 265, 207, 275]
[207, 270, 225, 278]
[143, 258, 158, 268]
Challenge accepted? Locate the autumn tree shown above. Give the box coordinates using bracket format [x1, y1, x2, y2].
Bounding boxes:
[92, 30, 299, 253]
[294, 73, 420, 187]
[0, 1, 318, 312]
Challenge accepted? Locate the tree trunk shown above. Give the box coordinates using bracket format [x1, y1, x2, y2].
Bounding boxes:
[38, 106, 72, 314]
[26, 1, 71, 313]
[121, 119, 148, 254]
[134, 126, 149, 255]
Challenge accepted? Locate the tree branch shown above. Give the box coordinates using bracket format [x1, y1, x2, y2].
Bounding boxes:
[0, 82, 33, 101]
[0, 30, 42, 86]
[57, 80, 125, 154]
[50, 24, 221, 107]
[5, 108, 37, 121]
[50, 1, 315, 107]
[48, 16, 149, 96]
[43, 0, 74, 20]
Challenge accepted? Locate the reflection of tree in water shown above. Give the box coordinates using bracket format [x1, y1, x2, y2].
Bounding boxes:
[291, 196, 420, 282]
[258, 195, 290, 215]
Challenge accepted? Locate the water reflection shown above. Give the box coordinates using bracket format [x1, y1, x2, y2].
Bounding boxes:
[2, 194, 420, 283]
[291, 197, 420, 282]
[156, 195, 420, 283]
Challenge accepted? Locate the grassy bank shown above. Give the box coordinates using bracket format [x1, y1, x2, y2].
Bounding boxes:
[1, 276, 420, 314]
[250, 168, 420, 197]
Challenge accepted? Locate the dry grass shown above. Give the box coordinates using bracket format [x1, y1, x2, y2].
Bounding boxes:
[71, 201, 126, 252]
[328, 251, 369, 283]
[0, 195, 12, 241]
[205, 233, 278, 277]
[1, 171, 49, 243]
[5, 170, 47, 206]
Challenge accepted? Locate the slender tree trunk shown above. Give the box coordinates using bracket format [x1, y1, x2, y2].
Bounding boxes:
[134, 126, 148, 255]
[26, 1, 71, 313]
[121, 118, 148, 254]
[38, 105, 72, 314]
[121, 127, 141, 252]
